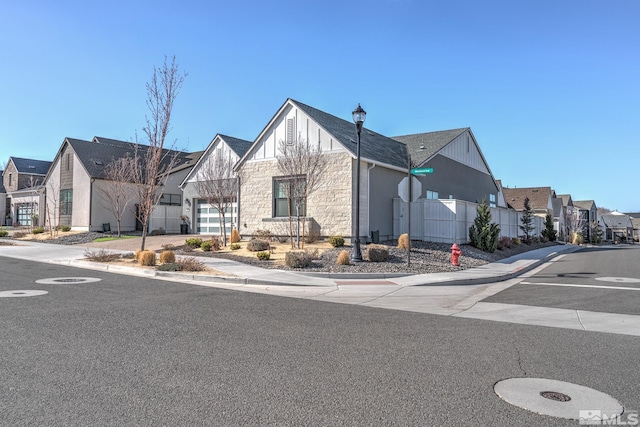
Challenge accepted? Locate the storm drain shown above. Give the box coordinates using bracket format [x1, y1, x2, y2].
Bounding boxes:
[35, 277, 102, 285]
[0, 290, 49, 298]
[494, 378, 623, 420]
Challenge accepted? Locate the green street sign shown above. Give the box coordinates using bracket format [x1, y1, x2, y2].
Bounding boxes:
[410, 167, 434, 175]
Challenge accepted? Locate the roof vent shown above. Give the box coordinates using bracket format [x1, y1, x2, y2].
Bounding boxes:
[28, 165, 35, 169]
[419, 144, 425, 150]
[366, 131, 375, 136]
[350, 138, 356, 144]
[94, 160, 104, 166]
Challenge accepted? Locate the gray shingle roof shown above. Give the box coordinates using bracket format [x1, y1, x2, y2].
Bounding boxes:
[391, 128, 469, 167]
[10, 157, 52, 175]
[573, 200, 596, 210]
[600, 214, 632, 228]
[67, 137, 194, 180]
[219, 134, 253, 158]
[292, 99, 409, 169]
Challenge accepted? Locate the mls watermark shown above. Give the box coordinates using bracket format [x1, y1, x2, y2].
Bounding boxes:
[579, 410, 638, 425]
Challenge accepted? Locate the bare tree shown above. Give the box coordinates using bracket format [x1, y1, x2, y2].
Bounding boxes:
[276, 137, 328, 248]
[194, 152, 238, 246]
[45, 178, 63, 238]
[128, 55, 187, 251]
[99, 156, 134, 237]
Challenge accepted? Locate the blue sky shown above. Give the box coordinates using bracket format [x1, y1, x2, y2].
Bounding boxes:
[1, 0, 638, 211]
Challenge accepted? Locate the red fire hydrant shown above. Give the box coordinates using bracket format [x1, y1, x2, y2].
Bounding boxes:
[451, 243, 461, 266]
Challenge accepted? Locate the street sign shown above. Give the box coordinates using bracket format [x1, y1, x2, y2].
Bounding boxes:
[411, 167, 434, 175]
[398, 177, 422, 202]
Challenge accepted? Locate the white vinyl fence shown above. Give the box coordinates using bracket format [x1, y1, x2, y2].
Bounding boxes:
[393, 198, 544, 244]
[149, 205, 183, 234]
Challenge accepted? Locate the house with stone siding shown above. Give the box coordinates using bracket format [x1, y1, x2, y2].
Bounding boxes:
[231, 99, 501, 243]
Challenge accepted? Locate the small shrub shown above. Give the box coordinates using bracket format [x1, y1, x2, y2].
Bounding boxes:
[255, 229, 273, 240]
[230, 243, 241, 250]
[157, 263, 182, 272]
[84, 248, 121, 262]
[367, 244, 389, 262]
[149, 228, 166, 236]
[210, 236, 221, 251]
[32, 227, 45, 234]
[60, 225, 71, 232]
[176, 257, 206, 272]
[139, 250, 156, 266]
[336, 250, 350, 265]
[328, 235, 345, 247]
[497, 236, 512, 250]
[285, 251, 313, 268]
[0, 230, 8, 237]
[572, 232, 584, 245]
[159, 250, 176, 263]
[512, 237, 521, 246]
[161, 243, 175, 250]
[201, 241, 212, 252]
[230, 228, 241, 243]
[256, 251, 271, 260]
[13, 231, 27, 238]
[247, 239, 270, 252]
[185, 237, 203, 248]
[398, 233, 409, 250]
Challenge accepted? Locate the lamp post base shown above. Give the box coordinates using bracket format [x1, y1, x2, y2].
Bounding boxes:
[351, 239, 363, 262]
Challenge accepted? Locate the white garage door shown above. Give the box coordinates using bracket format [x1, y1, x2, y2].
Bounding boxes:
[196, 199, 238, 235]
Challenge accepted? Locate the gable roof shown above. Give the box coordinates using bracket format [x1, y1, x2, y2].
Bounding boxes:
[556, 194, 573, 207]
[573, 200, 596, 210]
[9, 157, 52, 175]
[391, 128, 469, 166]
[239, 99, 409, 170]
[180, 133, 253, 188]
[294, 99, 409, 169]
[552, 198, 564, 218]
[600, 213, 632, 228]
[502, 187, 554, 211]
[219, 134, 253, 158]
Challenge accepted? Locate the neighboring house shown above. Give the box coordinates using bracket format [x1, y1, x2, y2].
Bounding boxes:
[235, 98, 410, 241]
[502, 187, 555, 217]
[625, 212, 640, 242]
[43, 136, 196, 232]
[573, 200, 598, 242]
[392, 128, 500, 207]
[180, 134, 252, 235]
[494, 180, 508, 209]
[0, 170, 6, 225]
[551, 197, 566, 240]
[556, 194, 575, 241]
[599, 212, 633, 242]
[2, 157, 52, 227]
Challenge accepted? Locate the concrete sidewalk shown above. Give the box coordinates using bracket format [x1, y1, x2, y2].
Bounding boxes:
[2, 240, 639, 337]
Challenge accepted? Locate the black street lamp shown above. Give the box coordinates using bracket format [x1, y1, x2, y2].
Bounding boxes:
[351, 103, 366, 262]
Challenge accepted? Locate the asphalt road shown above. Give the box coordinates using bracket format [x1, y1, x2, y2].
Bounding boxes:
[1, 256, 639, 426]
[485, 245, 640, 315]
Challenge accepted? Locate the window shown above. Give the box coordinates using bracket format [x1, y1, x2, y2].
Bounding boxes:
[273, 177, 306, 217]
[489, 194, 497, 207]
[159, 193, 182, 206]
[426, 190, 438, 200]
[8, 173, 12, 186]
[66, 153, 71, 171]
[60, 189, 73, 215]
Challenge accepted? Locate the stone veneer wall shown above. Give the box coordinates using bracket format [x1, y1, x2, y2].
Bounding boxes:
[240, 151, 355, 237]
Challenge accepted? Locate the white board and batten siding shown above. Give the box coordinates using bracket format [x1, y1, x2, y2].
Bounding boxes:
[247, 105, 346, 162]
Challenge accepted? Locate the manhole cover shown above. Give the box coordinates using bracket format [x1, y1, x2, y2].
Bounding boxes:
[540, 391, 571, 402]
[595, 277, 640, 284]
[0, 290, 49, 298]
[494, 378, 623, 420]
[35, 277, 102, 285]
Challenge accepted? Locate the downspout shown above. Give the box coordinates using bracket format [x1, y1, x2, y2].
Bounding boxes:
[90, 178, 95, 232]
[367, 163, 376, 241]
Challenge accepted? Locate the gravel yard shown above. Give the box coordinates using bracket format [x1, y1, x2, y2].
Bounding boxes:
[11, 231, 561, 275]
